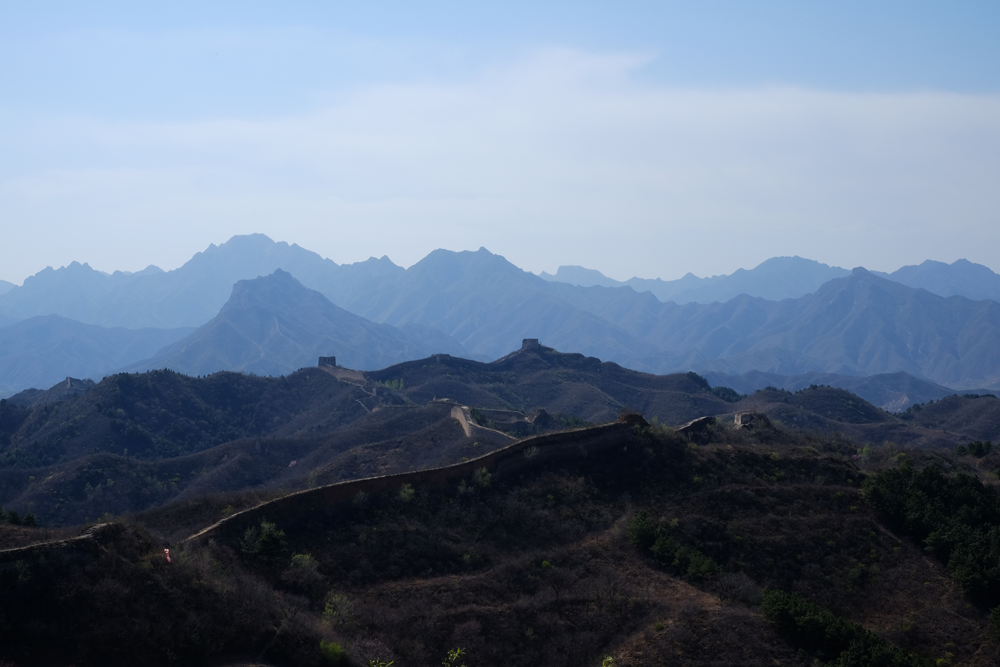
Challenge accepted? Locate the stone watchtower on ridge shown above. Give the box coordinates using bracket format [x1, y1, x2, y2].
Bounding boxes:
[318, 356, 336, 368]
[521, 339, 540, 350]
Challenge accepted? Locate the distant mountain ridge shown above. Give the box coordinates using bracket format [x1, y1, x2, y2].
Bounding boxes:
[0, 234, 403, 330]
[541, 256, 1000, 305]
[701, 369, 992, 412]
[3, 235, 1000, 396]
[543, 266, 1000, 388]
[0, 315, 193, 396]
[123, 269, 473, 376]
[542, 256, 851, 303]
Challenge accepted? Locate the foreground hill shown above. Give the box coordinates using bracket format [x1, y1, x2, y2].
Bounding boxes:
[0, 344, 729, 526]
[3, 342, 997, 530]
[4, 414, 1000, 666]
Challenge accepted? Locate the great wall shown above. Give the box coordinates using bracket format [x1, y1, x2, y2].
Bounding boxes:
[183, 412, 647, 543]
[0, 412, 650, 565]
[0, 406, 761, 563]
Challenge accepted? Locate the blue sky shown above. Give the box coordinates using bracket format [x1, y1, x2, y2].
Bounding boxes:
[1, 1, 998, 283]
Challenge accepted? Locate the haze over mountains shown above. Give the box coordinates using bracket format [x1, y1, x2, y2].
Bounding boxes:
[541, 256, 1000, 304]
[1, 234, 1000, 398]
[0, 316, 192, 397]
[123, 269, 471, 377]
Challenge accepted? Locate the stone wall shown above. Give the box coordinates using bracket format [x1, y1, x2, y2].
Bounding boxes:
[185, 419, 639, 544]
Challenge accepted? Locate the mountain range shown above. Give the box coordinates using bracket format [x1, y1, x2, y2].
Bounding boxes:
[0, 315, 192, 396]
[2, 235, 1000, 398]
[123, 269, 471, 377]
[701, 369, 988, 412]
[541, 256, 1000, 304]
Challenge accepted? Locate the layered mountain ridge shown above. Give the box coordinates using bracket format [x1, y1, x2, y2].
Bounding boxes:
[2, 235, 1000, 398]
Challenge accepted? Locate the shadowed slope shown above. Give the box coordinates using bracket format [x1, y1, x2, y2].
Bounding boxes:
[124, 269, 467, 376]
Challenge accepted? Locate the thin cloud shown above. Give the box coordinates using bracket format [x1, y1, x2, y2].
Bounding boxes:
[1, 49, 998, 281]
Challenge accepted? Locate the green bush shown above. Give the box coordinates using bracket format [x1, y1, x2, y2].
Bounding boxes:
[322, 592, 355, 630]
[626, 510, 657, 551]
[280, 553, 326, 598]
[762, 589, 926, 666]
[628, 511, 720, 580]
[473, 467, 491, 489]
[320, 639, 345, 664]
[864, 463, 1000, 602]
[399, 483, 415, 502]
[240, 519, 288, 565]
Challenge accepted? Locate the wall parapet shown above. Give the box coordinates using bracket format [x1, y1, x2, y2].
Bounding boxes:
[184, 419, 641, 544]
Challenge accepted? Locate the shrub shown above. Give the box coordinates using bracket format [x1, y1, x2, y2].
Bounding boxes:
[626, 510, 657, 551]
[280, 553, 326, 599]
[473, 467, 491, 489]
[319, 639, 345, 664]
[322, 592, 355, 630]
[715, 572, 763, 605]
[240, 519, 288, 565]
[762, 589, 924, 666]
[442, 647, 467, 667]
[399, 483, 415, 502]
[864, 463, 1000, 602]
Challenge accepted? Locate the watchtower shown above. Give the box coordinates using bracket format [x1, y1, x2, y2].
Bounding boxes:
[521, 339, 540, 350]
[318, 356, 336, 368]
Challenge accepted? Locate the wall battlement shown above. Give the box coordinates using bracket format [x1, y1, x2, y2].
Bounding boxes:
[185, 416, 643, 544]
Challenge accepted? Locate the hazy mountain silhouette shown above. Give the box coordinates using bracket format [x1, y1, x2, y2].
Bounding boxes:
[0, 279, 14, 296]
[701, 369, 983, 412]
[0, 234, 404, 330]
[886, 258, 1000, 302]
[123, 269, 470, 377]
[5, 235, 1000, 392]
[0, 315, 193, 396]
[546, 267, 1000, 388]
[349, 247, 665, 369]
[542, 256, 850, 303]
[542, 255, 1000, 305]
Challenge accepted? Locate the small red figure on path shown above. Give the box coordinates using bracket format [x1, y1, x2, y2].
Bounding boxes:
[164, 548, 171, 563]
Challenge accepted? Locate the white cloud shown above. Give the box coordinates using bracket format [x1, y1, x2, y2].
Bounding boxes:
[1, 48, 999, 282]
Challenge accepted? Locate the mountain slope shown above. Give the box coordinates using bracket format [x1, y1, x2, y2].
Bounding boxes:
[353, 247, 667, 369]
[702, 369, 976, 412]
[548, 268, 1000, 388]
[888, 258, 1000, 302]
[542, 256, 851, 303]
[0, 234, 405, 330]
[0, 315, 193, 396]
[124, 269, 467, 376]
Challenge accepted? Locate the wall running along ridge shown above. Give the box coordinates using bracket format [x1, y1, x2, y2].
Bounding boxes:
[184, 415, 646, 544]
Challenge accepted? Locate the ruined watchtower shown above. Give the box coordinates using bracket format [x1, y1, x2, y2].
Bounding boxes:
[318, 356, 336, 368]
[521, 339, 540, 350]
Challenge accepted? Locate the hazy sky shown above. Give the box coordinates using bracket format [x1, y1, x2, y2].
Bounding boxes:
[2, 1, 998, 284]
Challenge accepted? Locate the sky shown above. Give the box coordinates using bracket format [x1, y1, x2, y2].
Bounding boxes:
[1, 1, 999, 284]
